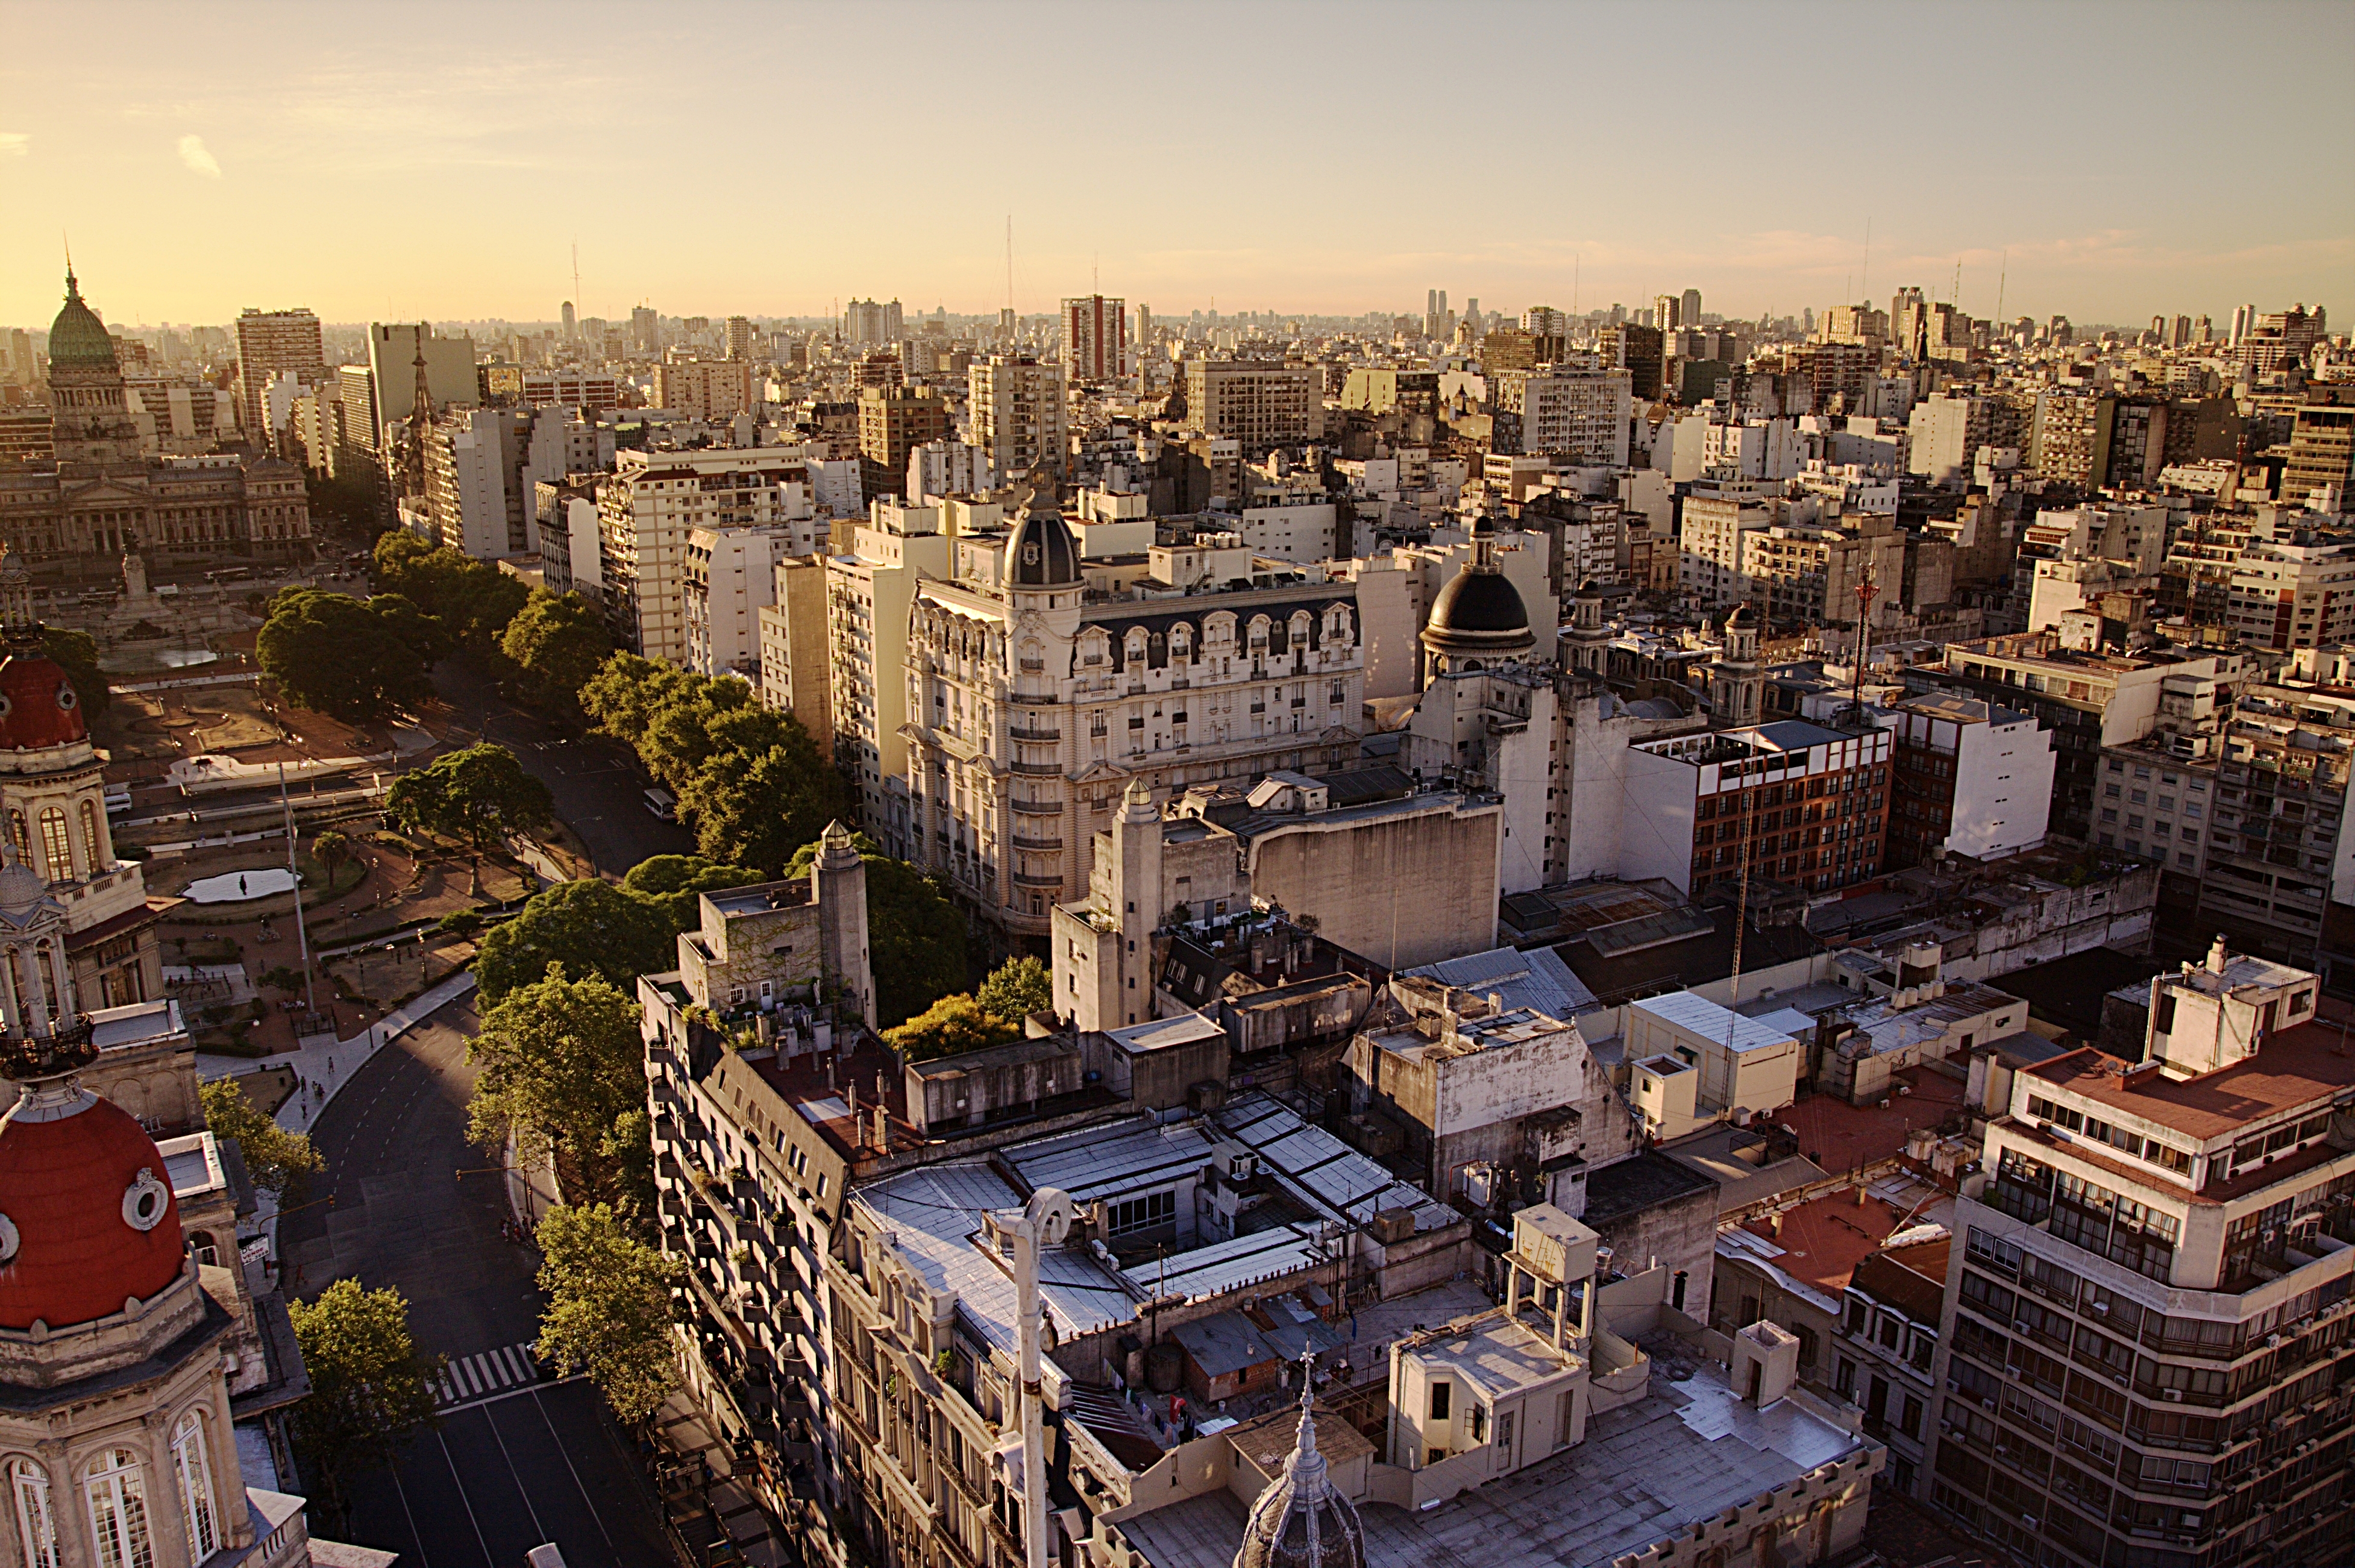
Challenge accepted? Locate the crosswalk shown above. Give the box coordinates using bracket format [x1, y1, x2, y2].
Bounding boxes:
[431, 1342, 545, 1408]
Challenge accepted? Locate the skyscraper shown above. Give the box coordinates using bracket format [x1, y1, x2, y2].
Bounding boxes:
[1060, 295, 1126, 383]
[233, 307, 324, 451]
[560, 300, 577, 340]
[725, 315, 754, 361]
[1680, 288, 1702, 327]
[1653, 293, 1680, 333]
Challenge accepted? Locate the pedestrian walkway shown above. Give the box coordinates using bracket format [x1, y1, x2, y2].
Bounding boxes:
[249, 968, 481, 1135]
[431, 1342, 546, 1408]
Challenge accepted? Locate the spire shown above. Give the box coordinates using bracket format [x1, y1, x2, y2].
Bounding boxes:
[1286, 1350, 1326, 1491]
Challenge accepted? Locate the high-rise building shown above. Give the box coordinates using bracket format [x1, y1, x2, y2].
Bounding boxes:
[1597, 322, 1664, 401]
[560, 300, 576, 340]
[968, 354, 1067, 480]
[1928, 944, 2355, 1568]
[365, 322, 477, 434]
[1681, 287, 1702, 327]
[1182, 360, 1321, 447]
[233, 308, 324, 452]
[653, 356, 755, 423]
[520, 369, 621, 413]
[1653, 293, 1680, 333]
[630, 304, 660, 354]
[842, 298, 903, 348]
[2281, 387, 2355, 508]
[2229, 303, 2256, 347]
[1060, 294, 1126, 383]
[2234, 304, 2328, 375]
[422, 407, 533, 559]
[1490, 366, 1631, 465]
[856, 384, 948, 498]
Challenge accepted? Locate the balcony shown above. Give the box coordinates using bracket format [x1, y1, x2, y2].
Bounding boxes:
[1011, 797, 1061, 815]
[1009, 724, 1059, 742]
[1011, 760, 1062, 776]
[1012, 871, 1064, 889]
[1011, 835, 1062, 852]
[1008, 691, 1057, 706]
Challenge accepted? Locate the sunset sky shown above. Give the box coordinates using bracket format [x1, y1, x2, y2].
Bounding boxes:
[5, 0, 2351, 333]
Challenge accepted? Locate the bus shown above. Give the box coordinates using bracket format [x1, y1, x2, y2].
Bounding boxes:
[643, 787, 677, 821]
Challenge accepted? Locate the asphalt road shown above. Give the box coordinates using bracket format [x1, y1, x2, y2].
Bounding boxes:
[280, 1000, 672, 1568]
[430, 660, 695, 877]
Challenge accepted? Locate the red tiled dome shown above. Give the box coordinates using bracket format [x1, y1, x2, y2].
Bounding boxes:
[0, 650, 87, 751]
[0, 1090, 184, 1331]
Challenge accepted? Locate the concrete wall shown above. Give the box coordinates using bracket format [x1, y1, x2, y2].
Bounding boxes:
[1619, 747, 1699, 892]
[1588, 1176, 1721, 1325]
[1246, 801, 1500, 968]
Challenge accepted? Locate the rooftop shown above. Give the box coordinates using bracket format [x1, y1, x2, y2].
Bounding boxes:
[1629, 992, 1800, 1055]
[1398, 945, 1597, 1018]
[1727, 1174, 1954, 1304]
[2022, 1018, 2355, 1141]
[1215, 1094, 1457, 1234]
[1776, 1066, 1968, 1172]
[1116, 1357, 1867, 1568]
[1399, 1308, 1582, 1398]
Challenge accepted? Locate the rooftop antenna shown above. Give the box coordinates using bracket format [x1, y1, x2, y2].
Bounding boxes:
[1995, 248, 2008, 327]
[1005, 214, 1015, 319]
[1860, 216, 1872, 303]
[1952, 257, 1963, 310]
[1573, 254, 1579, 317]
[571, 240, 582, 318]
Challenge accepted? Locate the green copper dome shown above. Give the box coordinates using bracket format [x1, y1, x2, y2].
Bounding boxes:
[46, 272, 119, 372]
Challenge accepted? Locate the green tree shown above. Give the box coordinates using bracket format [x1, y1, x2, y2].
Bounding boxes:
[256, 591, 436, 721]
[467, 965, 645, 1206]
[619, 855, 763, 929]
[386, 742, 555, 850]
[578, 653, 695, 752]
[287, 1279, 437, 1520]
[883, 993, 1017, 1061]
[367, 591, 456, 665]
[312, 829, 353, 883]
[976, 955, 1053, 1026]
[679, 730, 847, 876]
[501, 588, 612, 714]
[371, 533, 530, 662]
[783, 832, 964, 1027]
[533, 1203, 683, 1426]
[198, 1076, 324, 1202]
[42, 627, 110, 719]
[472, 877, 678, 1002]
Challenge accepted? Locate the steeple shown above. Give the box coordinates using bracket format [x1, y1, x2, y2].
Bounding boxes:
[1232, 1353, 1364, 1568]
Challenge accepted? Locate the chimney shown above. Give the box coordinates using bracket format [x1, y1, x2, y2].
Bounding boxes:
[2207, 934, 2229, 976]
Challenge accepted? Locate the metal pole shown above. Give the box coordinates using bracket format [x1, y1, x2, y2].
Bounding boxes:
[278, 761, 318, 1019]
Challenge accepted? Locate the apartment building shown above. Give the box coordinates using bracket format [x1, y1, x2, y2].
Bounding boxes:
[855, 385, 948, 500]
[1740, 515, 1907, 627]
[231, 307, 323, 452]
[2195, 683, 2355, 968]
[1620, 718, 1893, 898]
[1490, 365, 1631, 465]
[1886, 693, 2056, 868]
[1928, 945, 2354, 1568]
[824, 500, 962, 856]
[685, 523, 812, 679]
[968, 355, 1067, 480]
[758, 555, 833, 760]
[1060, 294, 1126, 383]
[596, 447, 830, 665]
[656, 356, 757, 423]
[1678, 491, 1771, 609]
[1183, 360, 1322, 448]
[899, 504, 1365, 939]
[521, 369, 621, 412]
[421, 407, 533, 559]
[2224, 541, 2355, 651]
[2281, 390, 2355, 508]
[1922, 634, 2245, 841]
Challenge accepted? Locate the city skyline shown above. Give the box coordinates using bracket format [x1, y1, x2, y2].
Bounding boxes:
[4, 0, 2351, 331]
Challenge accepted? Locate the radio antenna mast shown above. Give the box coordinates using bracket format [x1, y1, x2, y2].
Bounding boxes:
[571, 240, 581, 318]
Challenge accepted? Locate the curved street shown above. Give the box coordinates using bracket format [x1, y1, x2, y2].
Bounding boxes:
[279, 999, 672, 1568]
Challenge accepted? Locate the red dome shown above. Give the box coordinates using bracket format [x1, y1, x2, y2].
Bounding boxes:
[0, 650, 89, 751]
[0, 1091, 184, 1331]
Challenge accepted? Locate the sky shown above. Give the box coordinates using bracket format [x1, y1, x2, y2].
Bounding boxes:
[5, 0, 2352, 334]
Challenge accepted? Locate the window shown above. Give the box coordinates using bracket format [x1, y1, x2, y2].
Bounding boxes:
[36, 808, 69, 884]
[78, 800, 101, 873]
[84, 1450, 153, 1568]
[1429, 1381, 1450, 1421]
[171, 1414, 217, 1563]
[12, 1460, 57, 1568]
[1106, 1190, 1175, 1235]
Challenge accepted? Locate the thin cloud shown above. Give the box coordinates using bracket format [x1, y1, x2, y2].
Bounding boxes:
[177, 134, 221, 177]
[0, 133, 28, 158]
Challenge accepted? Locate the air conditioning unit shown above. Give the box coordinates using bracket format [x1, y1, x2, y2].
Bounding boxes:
[2266, 1334, 2283, 1349]
[2161, 1389, 2185, 1403]
[2090, 1300, 2109, 1314]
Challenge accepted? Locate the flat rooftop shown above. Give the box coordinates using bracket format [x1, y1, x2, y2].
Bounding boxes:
[1399, 945, 1598, 1018]
[1117, 1358, 1866, 1568]
[2024, 1020, 2355, 1141]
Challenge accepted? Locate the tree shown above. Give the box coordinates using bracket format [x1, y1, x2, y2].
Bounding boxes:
[287, 1279, 437, 1520]
[501, 588, 612, 715]
[371, 533, 530, 663]
[256, 591, 436, 721]
[366, 591, 456, 665]
[883, 993, 1018, 1061]
[619, 855, 762, 930]
[198, 1076, 323, 1203]
[467, 965, 645, 1206]
[42, 627, 110, 719]
[679, 732, 848, 876]
[312, 829, 353, 883]
[783, 832, 964, 1028]
[472, 877, 678, 1002]
[976, 955, 1053, 1026]
[579, 653, 695, 753]
[534, 1203, 683, 1426]
[386, 742, 555, 850]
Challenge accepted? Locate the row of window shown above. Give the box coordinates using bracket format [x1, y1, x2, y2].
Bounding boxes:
[2022, 1096, 2195, 1174]
[10, 1413, 219, 1568]
[1989, 1149, 2179, 1282]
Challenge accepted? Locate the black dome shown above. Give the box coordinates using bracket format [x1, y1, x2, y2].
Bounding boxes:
[1422, 563, 1534, 659]
[1006, 500, 1079, 588]
[1724, 602, 1758, 630]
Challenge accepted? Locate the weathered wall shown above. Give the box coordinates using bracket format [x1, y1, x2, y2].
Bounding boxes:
[1247, 802, 1500, 969]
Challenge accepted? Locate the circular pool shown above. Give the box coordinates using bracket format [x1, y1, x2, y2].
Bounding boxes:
[183, 867, 299, 904]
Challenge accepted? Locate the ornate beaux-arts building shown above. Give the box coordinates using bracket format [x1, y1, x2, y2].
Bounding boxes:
[0, 271, 312, 588]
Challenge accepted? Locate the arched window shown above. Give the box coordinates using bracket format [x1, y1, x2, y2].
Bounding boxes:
[171, 1413, 219, 1563]
[83, 1449, 153, 1568]
[5, 810, 24, 860]
[79, 799, 102, 873]
[11, 1458, 58, 1568]
[36, 807, 71, 884]
[31, 942, 58, 1024]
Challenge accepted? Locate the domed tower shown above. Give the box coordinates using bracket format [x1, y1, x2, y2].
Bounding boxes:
[1004, 491, 1082, 606]
[44, 267, 142, 466]
[1565, 575, 1610, 676]
[1233, 1364, 1365, 1568]
[1706, 601, 1764, 729]
[1420, 519, 1534, 683]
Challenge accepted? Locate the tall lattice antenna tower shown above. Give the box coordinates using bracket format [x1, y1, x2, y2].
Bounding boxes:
[571, 240, 582, 318]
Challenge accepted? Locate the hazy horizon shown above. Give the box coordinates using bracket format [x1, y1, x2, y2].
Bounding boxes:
[5, 0, 2351, 335]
